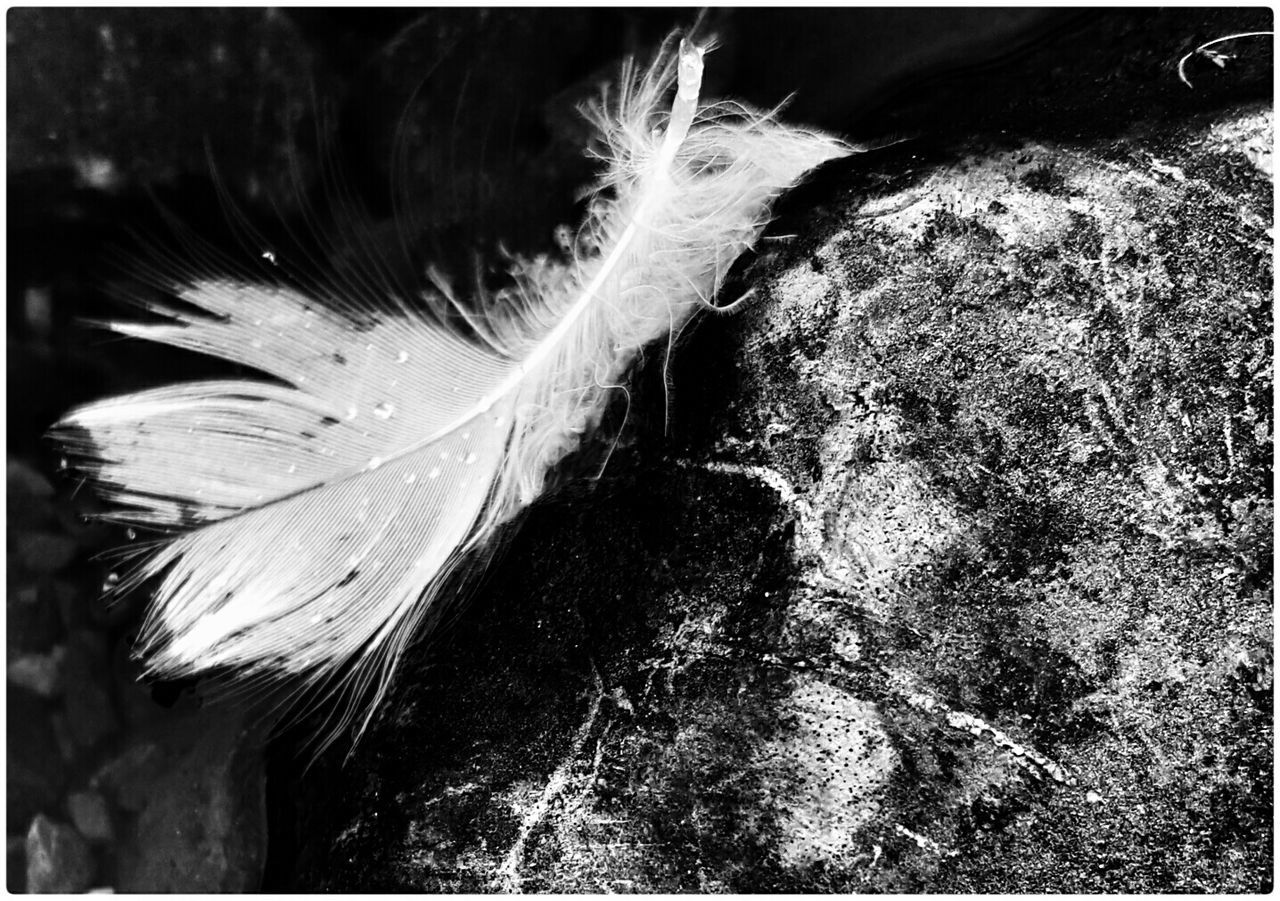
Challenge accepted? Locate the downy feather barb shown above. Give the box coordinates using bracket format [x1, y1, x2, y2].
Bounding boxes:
[53, 37, 851, 734]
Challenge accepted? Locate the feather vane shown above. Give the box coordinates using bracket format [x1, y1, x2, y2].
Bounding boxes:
[54, 37, 851, 726]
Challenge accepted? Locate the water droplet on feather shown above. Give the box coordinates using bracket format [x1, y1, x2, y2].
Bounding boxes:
[374, 402, 395, 419]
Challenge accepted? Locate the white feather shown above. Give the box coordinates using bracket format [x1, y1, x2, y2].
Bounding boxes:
[54, 37, 851, 732]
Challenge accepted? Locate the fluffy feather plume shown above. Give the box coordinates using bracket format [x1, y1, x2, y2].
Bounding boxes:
[54, 37, 850, 734]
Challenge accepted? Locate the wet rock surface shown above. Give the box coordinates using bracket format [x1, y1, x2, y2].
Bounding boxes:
[8, 6, 1271, 894]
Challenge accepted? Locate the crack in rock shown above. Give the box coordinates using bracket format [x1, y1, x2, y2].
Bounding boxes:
[493, 662, 605, 893]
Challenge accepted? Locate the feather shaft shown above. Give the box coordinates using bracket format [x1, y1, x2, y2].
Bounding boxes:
[52, 35, 852, 738]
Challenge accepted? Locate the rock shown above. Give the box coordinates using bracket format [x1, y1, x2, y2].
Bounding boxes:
[694, 103, 1270, 891]
[113, 709, 268, 892]
[92, 742, 165, 813]
[7, 646, 65, 698]
[25, 814, 95, 893]
[288, 20, 1271, 893]
[61, 630, 118, 749]
[7, 689, 66, 834]
[673, 102, 1267, 894]
[67, 790, 115, 843]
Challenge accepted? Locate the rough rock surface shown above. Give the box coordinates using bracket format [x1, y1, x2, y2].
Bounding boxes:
[285, 97, 1272, 892]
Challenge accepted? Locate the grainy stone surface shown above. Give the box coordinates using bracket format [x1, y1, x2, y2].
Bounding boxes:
[688, 102, 1272, 893]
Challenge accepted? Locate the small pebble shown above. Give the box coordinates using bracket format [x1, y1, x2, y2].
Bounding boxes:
[25, 814, 95, 893]
[92, 742, 165, 812]
[7, 646, 65, 697]
[67, 790, 115, 842]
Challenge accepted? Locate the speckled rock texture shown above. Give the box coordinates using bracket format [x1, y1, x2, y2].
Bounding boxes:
[285, 74, 1273, 901]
